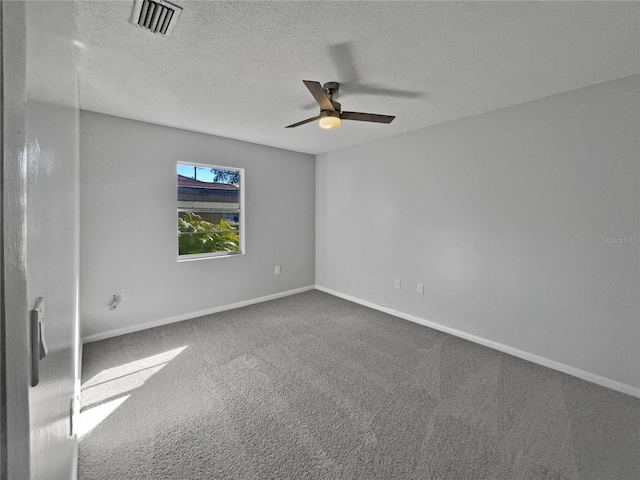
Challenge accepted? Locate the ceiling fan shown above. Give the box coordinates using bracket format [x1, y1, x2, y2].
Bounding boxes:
[285, 80, 395, 130]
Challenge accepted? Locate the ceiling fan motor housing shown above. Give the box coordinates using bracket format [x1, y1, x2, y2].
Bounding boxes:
[320, 110, 340, 120]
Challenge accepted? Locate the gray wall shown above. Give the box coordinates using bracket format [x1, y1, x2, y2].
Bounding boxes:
[316, 75, 640, 390]
[80, 112, 315, 339]
[25, 1, 81, 479]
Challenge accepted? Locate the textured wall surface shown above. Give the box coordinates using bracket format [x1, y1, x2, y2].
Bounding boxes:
[316, 75, 640, 390]
[80, 111, 315, 339]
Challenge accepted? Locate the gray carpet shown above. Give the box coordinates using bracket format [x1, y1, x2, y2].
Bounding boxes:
[79, 290, 639, 480]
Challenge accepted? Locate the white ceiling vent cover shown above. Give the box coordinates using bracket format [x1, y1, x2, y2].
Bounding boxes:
[130, 0, 182, 37]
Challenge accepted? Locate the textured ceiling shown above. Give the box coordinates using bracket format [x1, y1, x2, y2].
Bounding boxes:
[71, 1, 639, 155]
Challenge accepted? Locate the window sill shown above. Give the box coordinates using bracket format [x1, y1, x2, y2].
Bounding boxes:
[177, 251, 245, 262]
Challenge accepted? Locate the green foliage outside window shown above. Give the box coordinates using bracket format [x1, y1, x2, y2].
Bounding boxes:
[178, 212, 239, 255]
[211, 168, 239, 185]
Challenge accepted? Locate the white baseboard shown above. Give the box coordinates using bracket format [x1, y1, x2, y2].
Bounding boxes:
[314, 285, 640, 399]
[81, 285, 315, 344]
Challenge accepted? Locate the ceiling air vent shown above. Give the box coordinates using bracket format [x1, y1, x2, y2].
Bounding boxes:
[130, 0, 182, 37]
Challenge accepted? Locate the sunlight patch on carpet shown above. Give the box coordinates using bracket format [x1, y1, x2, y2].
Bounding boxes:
[79, 346, 188, 440]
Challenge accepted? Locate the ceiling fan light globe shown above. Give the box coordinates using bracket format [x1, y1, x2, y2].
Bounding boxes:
[319, 113, 341, 130]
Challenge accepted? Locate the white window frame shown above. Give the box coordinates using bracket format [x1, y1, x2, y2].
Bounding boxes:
[177, 161, 245, 261]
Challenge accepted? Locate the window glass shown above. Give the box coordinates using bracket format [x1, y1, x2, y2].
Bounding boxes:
[177, 163, 243, 259]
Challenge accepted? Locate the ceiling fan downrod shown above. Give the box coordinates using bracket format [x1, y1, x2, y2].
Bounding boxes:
[323, 82, 340, 111]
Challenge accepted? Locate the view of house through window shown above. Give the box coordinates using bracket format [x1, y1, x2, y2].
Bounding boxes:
[177, 162, 243, 258]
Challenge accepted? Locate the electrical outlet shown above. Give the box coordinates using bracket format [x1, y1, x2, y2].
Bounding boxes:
[417, 283, 424, 294]
[275, 265, 281, 275]
[121, 288, 130, 300]
[394, 279, 401, 289]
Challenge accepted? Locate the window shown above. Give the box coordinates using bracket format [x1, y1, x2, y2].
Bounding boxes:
[177, 162, 244, 259]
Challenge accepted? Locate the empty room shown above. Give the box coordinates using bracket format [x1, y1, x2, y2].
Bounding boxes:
[1, 1, 639, 479]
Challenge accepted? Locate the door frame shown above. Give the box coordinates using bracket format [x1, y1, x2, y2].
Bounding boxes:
[1, 1, 31, 478]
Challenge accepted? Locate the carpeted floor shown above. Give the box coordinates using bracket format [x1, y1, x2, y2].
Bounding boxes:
[79, 290, 639, 480]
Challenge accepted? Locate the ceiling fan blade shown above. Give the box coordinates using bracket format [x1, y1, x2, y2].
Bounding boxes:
[285, 115, 320, 128]
[303, 80, 335, 111]
[340, 83, 425, 100]
[328, 42, 360, 85]
[340, 111, 395, 124]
